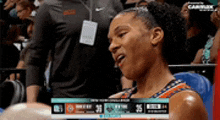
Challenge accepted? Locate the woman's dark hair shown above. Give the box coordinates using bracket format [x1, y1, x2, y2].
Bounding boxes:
[118, 2, 187, 64]
[0, 20, 21, 44]
[6, 25, 21, 43]
[17, 0, 36, 11]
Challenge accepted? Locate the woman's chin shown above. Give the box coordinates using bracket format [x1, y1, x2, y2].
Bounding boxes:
[122, 71, 136, 80]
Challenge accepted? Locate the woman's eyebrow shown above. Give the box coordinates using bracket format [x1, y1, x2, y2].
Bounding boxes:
[108, 25, 130, 39]
[114, 26, 130, 34]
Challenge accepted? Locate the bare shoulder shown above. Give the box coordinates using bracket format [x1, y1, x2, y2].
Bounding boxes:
[108, 91, 126, 98]
[169, 90, 208, 120]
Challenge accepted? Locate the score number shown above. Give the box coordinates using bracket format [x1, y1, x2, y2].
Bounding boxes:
[136, 104, 143, 113]
[96, 104, 102, 113]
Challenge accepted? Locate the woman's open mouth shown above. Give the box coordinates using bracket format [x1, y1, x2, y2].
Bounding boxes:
[116, 55, 125, 67]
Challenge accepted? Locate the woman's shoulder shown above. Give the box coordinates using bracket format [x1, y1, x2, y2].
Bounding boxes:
[169, 90, 208, 120]
[170, 90, 203, 105]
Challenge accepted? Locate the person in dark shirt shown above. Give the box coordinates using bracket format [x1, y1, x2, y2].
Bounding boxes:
[0, 20, 20, 82]
[0, 20, 20, 69]
[9, 18, 34, 80]
[26, 0, 123, 102]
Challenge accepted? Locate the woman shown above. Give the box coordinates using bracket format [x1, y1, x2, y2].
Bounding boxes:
[192, 2, 220, 64]
[181, 0, 216, 63]
[108, 2, 207, 120]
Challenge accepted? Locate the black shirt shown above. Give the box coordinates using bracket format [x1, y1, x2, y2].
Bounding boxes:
[26, 0, 123, 98]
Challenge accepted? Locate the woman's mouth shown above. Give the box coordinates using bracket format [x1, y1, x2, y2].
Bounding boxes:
[116, 55, 125, 67]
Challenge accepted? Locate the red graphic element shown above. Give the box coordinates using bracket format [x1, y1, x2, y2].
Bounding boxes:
[214, 50, 220, 120]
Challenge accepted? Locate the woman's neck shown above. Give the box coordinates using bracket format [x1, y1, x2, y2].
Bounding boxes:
[132, 59, 175, 98]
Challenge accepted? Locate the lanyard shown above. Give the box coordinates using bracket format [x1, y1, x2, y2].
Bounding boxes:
[79, 0, 93, 21]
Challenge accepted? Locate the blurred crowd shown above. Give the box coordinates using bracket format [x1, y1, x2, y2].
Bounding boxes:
[0, 0, 219, 70]
[0, 0, 219, 119]
[0, 0, 43, 70]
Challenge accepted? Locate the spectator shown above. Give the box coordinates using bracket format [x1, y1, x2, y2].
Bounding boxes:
[16, 0, 35, 20]
[190, 1, 220, 64]
[0, 20, 20, 82]
[0, 20, 20, 69]
[9, 17, 34, 80]
[192, 1, 220, 64]
[108, 2, 207, 119]
[26, 0, 123, 103]
[180, 0, 216, 63]
[209, 2, 220, 63]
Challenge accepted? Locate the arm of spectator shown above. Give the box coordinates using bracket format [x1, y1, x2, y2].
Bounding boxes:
[27, 85, 40, 103]
[26, 2, 54, 103]
[210, 29, 220, 63]
[210, 2, 220, 63]
[121, 76, 133, 90]
[191, 49, 203, 64]
[9, 60, 25, 80]
[3, 0, 20, 10]
[4, 0, 15, 10]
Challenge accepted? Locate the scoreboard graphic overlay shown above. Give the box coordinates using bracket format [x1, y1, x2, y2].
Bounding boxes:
[51, 98, 169, 119]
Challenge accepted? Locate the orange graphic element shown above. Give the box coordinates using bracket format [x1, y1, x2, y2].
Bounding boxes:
[66, 103, 76, 114]
[63, 9, 76, 15]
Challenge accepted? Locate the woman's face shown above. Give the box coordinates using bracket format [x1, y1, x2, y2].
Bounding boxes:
[16, 5, 31, 20]
[181, 2, 190, 26]
[108, 13, 157, 80]
[210, 2, 220, 28]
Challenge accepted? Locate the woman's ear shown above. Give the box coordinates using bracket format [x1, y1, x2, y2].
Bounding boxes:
[150, 27, 164, 46]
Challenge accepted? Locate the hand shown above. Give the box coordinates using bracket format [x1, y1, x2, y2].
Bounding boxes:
[4, 0, 20, 10]
[17, 36, 25, 42]
[4, 0, 15, 10]
[9, 73, 20, 81]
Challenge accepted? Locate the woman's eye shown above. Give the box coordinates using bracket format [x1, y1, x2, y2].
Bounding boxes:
[119, 32, 127, 38]
[181, 9, 188, 14]
[184, 9, 189, 13]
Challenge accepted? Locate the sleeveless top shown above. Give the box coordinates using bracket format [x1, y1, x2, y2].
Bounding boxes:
[121, 79, 194, 99]
[202, 36, 214, 64]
